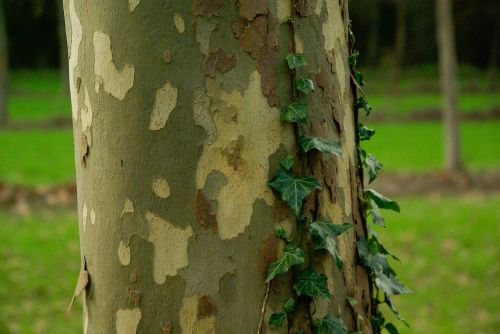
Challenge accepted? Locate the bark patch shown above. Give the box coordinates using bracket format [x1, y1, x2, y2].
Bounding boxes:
[116, 308, 141, 334]
[149, 81, 178, 131]
[198, 295, 217, 317]
[238, 0, 268, 20]
[152, 177, 171, 199]
[258, 233, 278, 280]
[195, 190, 217, 232]
[204, 48, 237, 78]
[68, 0, 82, 120]
[80, 135, 89, 167]
[193, 0, 224, 17]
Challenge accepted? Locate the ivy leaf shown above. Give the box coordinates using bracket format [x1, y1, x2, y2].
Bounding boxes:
[357, 237, 391, 273]
[348, 49, 359, 70]
[346, 296, 358, 308]
[269, 312, 286, 328]
[315, 315, 348, 334]
[296, 78, 315, 94]
[359, 123, 376, 141]
[375, 271, 412, 296]
[281, 102, 307, 123]
[358, 146, 367, 160]
[287, 53, 307, 69]
[266, 243, 305, 282]
[356, 96, 372, 115]
[369, 199, 385, 227]
[298, 136, 342, 157]
[293, 270, 331, 299]
[283, 298, 295, 313]
[280, 156, 295, 170]
[384, 323, 399, 334]
[354, 71, 365, 86]
[275, 227, 287, 239]
[365, 189, 400, 212]
[310, 221, 352, 269]
[364, 154, 383, 183]
[268, 170, 321, 216]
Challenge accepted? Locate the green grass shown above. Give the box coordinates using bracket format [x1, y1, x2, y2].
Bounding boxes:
[364, 121, 500, 172]
[0, 209, 82, 334]
[0, 130, 75, 186]
[379, 195, 500, 334]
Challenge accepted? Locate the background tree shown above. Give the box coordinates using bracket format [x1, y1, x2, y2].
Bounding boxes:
[436, 0, 462, 171]
[0, 0, 8, 126]
[61, 0, 403, 332]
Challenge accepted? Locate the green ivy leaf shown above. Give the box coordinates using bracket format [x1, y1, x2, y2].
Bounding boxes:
[275, 227, 287, 239]
[357, 237, 392, 274]
[375, 271, 412, 296]
[283, 298, 295, 313]
[354, 71, 365, 86]
[309, 221, 352, 269]
[296, 330, 306, 334]
[364, 154, 383, 183]
[281, 102, 307, 123]
[298, 136, 342, 157]
[293, 270, 331, 299]
[365, 189, 400, 212]
[315, 315, 348, 334]
[384, 323, 399, 334]
[269, 312, 286, 328]
[371, 315, 386, 327]
[268, 170, 321, 216]
[359, 123, 376, 141]
[286, 53, 308, 69]
[280, 156, 295, 171]
[385, 295, 409, 325]
[266, 243, 305, 282]
[370, 199, 385, 227]
[356, 96, 372, 115]
[346, 296, 358, 308]
[349, 49, 359, 70]
[296, 78, 315, 94]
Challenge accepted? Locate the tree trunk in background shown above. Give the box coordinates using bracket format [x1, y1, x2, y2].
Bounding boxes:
[57, 0, 69, 95]
[487, 21, 498, 89]
[392, 0, 406, 83]
[366, 0, 380, 65]
[0, 0, 8, 127]
[64, 0, 373, 332]
[436, 0, 462, 172]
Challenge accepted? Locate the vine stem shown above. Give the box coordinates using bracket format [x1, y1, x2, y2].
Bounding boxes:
[257, 282, 271, 334]
[350, 72, 367, 98]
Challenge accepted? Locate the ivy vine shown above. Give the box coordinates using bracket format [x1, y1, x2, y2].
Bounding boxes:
[258, 28, 410, 334]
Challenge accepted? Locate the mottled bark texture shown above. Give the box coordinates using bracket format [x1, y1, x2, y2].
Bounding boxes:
[0, 0, 8, 126]
[436, 0, 462, 172]
[64, 0, 373, 333]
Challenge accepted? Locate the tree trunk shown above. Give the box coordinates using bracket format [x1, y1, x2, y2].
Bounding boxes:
[392, 0, 406, 83]
[57, 0, 69, 95]
[0, 0, 8, 127]
[436, 0, 462, 172]
[365, 0, 380, 66]
[64, 0, 374, 333]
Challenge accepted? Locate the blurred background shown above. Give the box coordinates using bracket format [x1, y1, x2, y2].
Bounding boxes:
[0, 0, 498, 333]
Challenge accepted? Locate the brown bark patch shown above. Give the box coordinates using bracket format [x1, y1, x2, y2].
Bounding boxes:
[193, 0, 224, 17]
[273, 200, 291, 222]
[197, 295, 217, 317]
[221, 135, 244, 170]
[316, 69, 334, 104]
[232, 18, 248, 38]
[195, 190, 217, 232]
[160, 321, 172, 334]
[127, 287, 141, 307]
[163, 50, 172, 64]
[203, 48, 237, 78]
[238, 0, 268, 20]
[296, 0, 308, 17]
[258, 232, 278, 280]
[238, 14, 279, 106]
[129, 269, 139, 283]
[80, 134, 89, 167]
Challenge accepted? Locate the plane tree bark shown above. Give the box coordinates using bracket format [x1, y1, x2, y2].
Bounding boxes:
[64, 0, 376, 332]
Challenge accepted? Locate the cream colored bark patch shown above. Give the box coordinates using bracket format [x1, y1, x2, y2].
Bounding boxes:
[148, 81, 178, 131]
[93, 31, 135, 100]
[118, 240, 131, 266]
[81, 87, 93, 146]
[68, 0, 82, 121]
[315, 0, 324, 16]
[174, 13, 185, 33]
[152, 177, 171, 199]
[146, 212, 193, 283]
[196, 71, 294, 240]
[121, 198, 135, 217]
[322, 0, 345, 52]
[128, 0, 141, 12]
[116, 307, 141, 334]
[180, 295, 216, 334]
[294, 34, 304, 54]
[193, 87, 216, 144]
[90, 209, 96, 225]
[276, 0, 292, 23]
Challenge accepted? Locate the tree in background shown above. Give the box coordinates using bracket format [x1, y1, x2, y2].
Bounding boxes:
[436, 0, 462, 172]
[63, 0, 409, 332]
[392, 0, 407, 83]
[57, 0, 68, 95]
[0, 0, 8, 127]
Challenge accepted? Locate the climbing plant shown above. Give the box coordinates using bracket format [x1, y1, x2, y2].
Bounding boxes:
[259, 27, 410, 334]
